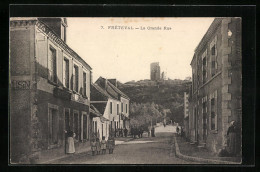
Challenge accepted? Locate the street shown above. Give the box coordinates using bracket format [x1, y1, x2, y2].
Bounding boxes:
[49, 125, 197, 164]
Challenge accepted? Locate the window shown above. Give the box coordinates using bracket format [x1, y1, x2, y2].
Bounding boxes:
[48, 47, 57, 83]
[202, 57, 207, 84]
[82, 114, 88, 140]
[211, 45, 215, 56]
[48, 104, 59, 145]
[121, 103, 123, 112]
[63, 58, 69, 88]
[210, 36, 217, 77]
[102, 124, 104, 137]
[83, 72, 87, 96]
[110, 102, 113, 114]
[95, 121, 97, 133]
[73, 65, 79, 92]
[117, 104, 119, 115]
[202, 98, 207, 140]
[210, 98, 215, 130]
[126, 104, 128, 113]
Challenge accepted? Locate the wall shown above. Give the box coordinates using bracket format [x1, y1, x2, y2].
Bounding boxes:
[10, 23, 35, 163]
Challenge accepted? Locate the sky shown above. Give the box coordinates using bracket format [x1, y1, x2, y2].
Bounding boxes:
[66, 17, 214, 83]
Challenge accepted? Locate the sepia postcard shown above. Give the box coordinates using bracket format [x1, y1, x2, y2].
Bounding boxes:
[9, 16, 244, 165]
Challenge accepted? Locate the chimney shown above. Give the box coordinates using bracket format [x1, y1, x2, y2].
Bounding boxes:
[108, 79, 117, 87]
[38, 17, 68, 42]
[96, 77, 108, 90]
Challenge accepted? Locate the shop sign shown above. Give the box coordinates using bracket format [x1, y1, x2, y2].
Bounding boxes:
[72, 94, 88, 104]
[53, 87, 71, 100]
[11, 80, 31, 90]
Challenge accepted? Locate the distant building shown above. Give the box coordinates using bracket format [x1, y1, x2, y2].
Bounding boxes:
[161, 71, 167, 80]
[150, 62, 161, 81]
[188, 18, 241, 155]
[91, 77, 130, 140]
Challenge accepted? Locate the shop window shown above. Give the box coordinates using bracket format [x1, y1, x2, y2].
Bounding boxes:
[48, 46, 57, 83]
[83, 114, 87, 140]
[73, 111, 79, 141]
[48, 105, 59, 145]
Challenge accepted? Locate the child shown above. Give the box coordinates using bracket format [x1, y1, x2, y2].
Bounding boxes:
[101, 136, 107, 154]
[91, 139, 97, 156]
[96, 138, 101, 155]
[108, 136, 115, 154]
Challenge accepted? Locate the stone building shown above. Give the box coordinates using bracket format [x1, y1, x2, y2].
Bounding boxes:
[150, 62, 161, 81]
[188, 18, 242, 155]
[90, 77, 130, 139]
[183, 92, 189, 139]
[10, 18, 95, 163]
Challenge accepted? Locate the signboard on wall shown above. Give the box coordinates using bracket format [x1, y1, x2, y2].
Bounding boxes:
[11, 80, 31, 90]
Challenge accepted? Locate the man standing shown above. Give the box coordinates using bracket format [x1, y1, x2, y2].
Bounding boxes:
[124, 128, 128, 137]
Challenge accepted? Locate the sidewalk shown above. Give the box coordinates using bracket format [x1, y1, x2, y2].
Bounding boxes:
[41, 137, 134, 164]
[174, 135, 241, 164]
[40, 141, 91, 164]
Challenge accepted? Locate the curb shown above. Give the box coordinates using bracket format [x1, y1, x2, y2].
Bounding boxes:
[173, 135, 239, 164]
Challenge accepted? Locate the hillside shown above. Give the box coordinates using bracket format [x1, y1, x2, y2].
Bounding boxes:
[118, 79, 192, 124]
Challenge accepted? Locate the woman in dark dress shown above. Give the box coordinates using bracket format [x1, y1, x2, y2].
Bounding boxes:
[227, 121, 237, 156]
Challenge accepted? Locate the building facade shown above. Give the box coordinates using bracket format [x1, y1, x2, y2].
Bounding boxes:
[150, 62, 161, 81]
[183, 92, 189, 139]
[188, 18, 242, 154]
[10, 18, 93, 163]
[91, 77, 130, 140]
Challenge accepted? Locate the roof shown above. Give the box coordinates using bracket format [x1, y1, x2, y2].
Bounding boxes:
[90, 103, 107, 115]
[191, 18, 223, 65]
[91, 83, 113, 100]
[107, 81, 130, 100]
[10, 17, 92, 70]
[90, 104, 102, 117]
[100, 116, 109, 123]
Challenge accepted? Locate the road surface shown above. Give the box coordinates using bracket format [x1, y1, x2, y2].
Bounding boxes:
[49, 125, 196, 164]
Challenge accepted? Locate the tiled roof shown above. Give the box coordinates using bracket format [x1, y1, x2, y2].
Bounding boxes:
[107, 81, 130, 100]
[91, 103, 107, 115]
[90, 104, 102, 117]
[92, 83, 113, 100]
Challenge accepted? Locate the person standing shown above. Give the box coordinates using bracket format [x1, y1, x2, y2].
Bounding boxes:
[107, 136, 115, 154]
[65, 127, 75, 154]
[151, 126, 155, 137]
[227, 121, 237, 156]
[101, 136, 107, 154]
[91, 139, 97, 156]
[96, 138, 101, 155]
[124, 128, 128, 137]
